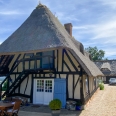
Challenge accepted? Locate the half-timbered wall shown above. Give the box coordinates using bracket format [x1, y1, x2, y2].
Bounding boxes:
[6, 48, 99, 103]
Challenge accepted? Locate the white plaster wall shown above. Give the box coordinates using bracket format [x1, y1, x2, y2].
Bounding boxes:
[25, 61, 29, 70]
[58, 49, 62, 72]
[54, 50, 57, 70]
[37, 60, 40, 68]
[17, 54, 24, 72]
[20, 74, 31, 95]
[74, 75, 80, 99]
[66, 50, 80, 71]
[64, 53, 75, 71]
[68, 75, 73, 98]
[15, 74, 19, 93]
[54, 49, 81, 99]
[9, 54, 18, 70]
[30, 61, 34, 69]
[10, 74, 15, 86]
[23, 75, 31, 95]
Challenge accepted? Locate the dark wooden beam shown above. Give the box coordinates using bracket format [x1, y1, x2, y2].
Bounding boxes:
[53, 50, 55, 69]
[11, 71, 81, 75]
[73, 74, 74, 99]
[0, 84, 2, 100]
[30, 74, 33, 103]
[64, 49, 78, 72]
[57, 50, 58, 71]
[87, 76, 90, 95]
[0, 55, 5, 64]
[2, 56, 9, 67]
[33, 77, 56, 79]
[10, 54, 21, 71]
[59, 74, 61, 79]
[18, 83, 20, 94]
[24, 75, 29, 94]
[66, 74, 69, 99]
[74, 76, 81, 90]
[62, 49, 64, 72]
[63, 60, 71, 72]
[18, 55, 55, 62]
[9, 73, 29, 95]
[80, 68, 84, 105]
[9, 93, 30, 98]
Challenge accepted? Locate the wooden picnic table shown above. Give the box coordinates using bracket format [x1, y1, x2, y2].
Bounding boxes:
[0, 101, 15, 116]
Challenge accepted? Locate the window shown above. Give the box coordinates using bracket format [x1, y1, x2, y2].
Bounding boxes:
[45, 80, 52, 92]
[37, 80, 44, 92]
[85, 77, 89, 95]
[36, 51, 54, 69]
[42, 51, 54, 68]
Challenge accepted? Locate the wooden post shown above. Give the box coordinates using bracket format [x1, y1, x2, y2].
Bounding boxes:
[0, 84, 1, 100]
[80, 69, 85, 105]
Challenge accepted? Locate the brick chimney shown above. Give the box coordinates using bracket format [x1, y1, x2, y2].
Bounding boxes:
[64, 23, 73, 37]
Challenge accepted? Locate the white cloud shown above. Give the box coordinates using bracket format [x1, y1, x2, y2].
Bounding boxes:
[91, 20, 116, 44]
[99, 0, 116, 9]
[0, 0, 116, 59]
[74, 19, 116, 44]
[0, 28, 14, 34]
[53, 11, 80, 23]
[0, 11, 24, 15]
[73, 25, 96, 30]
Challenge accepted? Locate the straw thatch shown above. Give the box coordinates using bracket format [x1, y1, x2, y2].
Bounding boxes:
[0, 4, 103, 77]
[101, 62, 111, 71]
[95, 60, 116, 76]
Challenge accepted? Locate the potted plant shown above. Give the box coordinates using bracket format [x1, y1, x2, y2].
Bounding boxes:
[76, 101, 82, 110]
[99, 82, 104, 90]
[49, 99, 62, 116]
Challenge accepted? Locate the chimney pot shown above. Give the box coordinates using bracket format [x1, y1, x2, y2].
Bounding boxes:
[64, 23, 73, 37]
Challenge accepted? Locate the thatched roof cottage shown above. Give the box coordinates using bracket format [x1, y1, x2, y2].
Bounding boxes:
[0, 4, 103, 107]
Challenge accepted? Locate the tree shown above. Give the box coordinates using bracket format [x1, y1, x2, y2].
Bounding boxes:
[85, 46, 105, 61]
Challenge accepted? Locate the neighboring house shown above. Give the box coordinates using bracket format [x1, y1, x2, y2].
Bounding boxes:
[95, 60, 116, 83]
[0, 4, 103, 107]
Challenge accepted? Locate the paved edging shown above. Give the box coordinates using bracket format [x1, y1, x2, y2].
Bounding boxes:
[19, 111, 51, 116]
[19, 111, 77, 116]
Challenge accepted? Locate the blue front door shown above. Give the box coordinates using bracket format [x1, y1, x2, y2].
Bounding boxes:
[54, 79, 66, 108]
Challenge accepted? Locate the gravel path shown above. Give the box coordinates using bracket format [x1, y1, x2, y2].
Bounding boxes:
[19, 84, 116, 116]
[80, 84, 116, 116]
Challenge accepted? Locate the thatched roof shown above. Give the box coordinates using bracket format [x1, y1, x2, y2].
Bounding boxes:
[95, 60, 116, 76]
[101, 62, 111, 71]
[0, 4, 103, 77]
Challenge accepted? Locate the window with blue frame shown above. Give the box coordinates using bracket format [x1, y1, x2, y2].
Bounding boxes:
[36, 51, 54, 69]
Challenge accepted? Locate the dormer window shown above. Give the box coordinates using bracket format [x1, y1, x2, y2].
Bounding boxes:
[100, 62, 111, 72]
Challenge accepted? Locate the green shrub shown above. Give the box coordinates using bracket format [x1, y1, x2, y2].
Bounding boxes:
[76, 101, 82, 106]
[49, 99, 62, 110]
[2, 81, 7, 91]
[99, 83, 104, 90]
[2, 87, 7, 91]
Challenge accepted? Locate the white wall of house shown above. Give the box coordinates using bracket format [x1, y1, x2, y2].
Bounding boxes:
[8, 49, 86, 100]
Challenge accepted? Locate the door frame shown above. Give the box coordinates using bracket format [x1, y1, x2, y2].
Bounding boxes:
[33, 79, 54, 104]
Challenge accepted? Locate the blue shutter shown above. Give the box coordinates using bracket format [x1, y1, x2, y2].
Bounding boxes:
[54, 79, 66, 108]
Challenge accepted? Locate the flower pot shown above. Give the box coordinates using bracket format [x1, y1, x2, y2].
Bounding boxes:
[52, 110, 60, 116]
[76, 106, 81, 110]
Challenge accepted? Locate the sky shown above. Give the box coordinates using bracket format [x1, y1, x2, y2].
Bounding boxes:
[0, 0, 116, 59]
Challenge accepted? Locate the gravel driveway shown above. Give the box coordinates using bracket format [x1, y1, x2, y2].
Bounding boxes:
[80, 84, 116, 116]
[19, 84, 116, 116]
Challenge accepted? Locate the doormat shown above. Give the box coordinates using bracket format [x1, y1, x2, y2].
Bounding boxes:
[31, 105, 40, 108]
